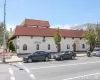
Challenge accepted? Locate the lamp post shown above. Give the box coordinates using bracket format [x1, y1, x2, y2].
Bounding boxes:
[2, 0, 6, 63]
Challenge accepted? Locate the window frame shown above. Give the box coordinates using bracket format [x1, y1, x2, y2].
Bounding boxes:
[67, 44, 70, 49]
[23, 44, 27, 50]
[82, 44, 85, 49]
[48, 44, 50, 50]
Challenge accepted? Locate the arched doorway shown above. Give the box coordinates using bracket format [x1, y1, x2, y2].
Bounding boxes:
[57, 43, 61, 52]
[73, 43, 76, 52]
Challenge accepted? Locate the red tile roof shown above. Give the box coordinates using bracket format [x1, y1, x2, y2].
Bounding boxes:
[9, 26, 84, 39]
[20, 19, 50, 28]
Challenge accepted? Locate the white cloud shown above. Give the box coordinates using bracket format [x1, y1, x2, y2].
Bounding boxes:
[51, 24, 78, 29]
[6, 24, 16, 31]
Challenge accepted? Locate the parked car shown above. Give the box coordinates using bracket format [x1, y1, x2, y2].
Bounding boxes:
[23, 51, 51, 63]
[53, 51, 76, 60]
[91, 48, 100, 57]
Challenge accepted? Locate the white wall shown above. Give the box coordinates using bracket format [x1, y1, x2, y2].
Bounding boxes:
[16, 36, 57, 53]
[61, 38, 89, 51]
[14, 36, 89, 53]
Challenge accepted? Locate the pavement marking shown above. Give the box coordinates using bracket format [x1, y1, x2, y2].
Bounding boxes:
[23, 66, 30, 73]
[63, 73, 100, 80]
[18, 62, 36, 79]
[8, 68, 15, 80]
[31, 61, 100, 70]
[8, 68, 14, 75]
[30, 74, 36, 79]
[11, 76, 15, 80]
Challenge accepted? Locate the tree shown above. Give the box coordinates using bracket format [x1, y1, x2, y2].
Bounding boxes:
[54, 27, 61, 52]
[0, 22, 9, 46]
[83, 28, 97, 51]
[0, 22, 4, 46]
[8, 41, 15, 52]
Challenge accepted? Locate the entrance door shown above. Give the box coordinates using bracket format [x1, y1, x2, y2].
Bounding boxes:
[73, 43, 76, 52]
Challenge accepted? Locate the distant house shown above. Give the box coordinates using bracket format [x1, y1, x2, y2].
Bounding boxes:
[9, 19, 89, 54]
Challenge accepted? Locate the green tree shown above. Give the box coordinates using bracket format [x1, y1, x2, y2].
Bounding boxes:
[8, 41, 15, 52]
[0, 22, 4, 46]
[0, 22, 9, 46]
[54, 27, 61, 52]
[83, 29, 97, 51]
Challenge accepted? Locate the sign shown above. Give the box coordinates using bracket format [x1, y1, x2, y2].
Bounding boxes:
[34, 41, 41, 44]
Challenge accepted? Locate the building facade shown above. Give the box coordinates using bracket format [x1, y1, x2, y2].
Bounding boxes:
[9, 19, 89, 54]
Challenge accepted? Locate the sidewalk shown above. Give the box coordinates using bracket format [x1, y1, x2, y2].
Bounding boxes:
[76, 53, 87, 57]
[0, 56, 23, 63]
[76, 52, 87, 57]
[6, 56, 23, 63]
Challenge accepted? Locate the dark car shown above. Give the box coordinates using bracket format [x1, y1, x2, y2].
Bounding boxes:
[53, 51, 76, 60]
[23, 51, 51, 63]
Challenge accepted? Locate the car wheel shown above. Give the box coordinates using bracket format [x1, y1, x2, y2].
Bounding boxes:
[45, 57, 49, 61]
[60, 57, 63, 61]
[28, 58, 33, 63]
[71, 56, 75, 60]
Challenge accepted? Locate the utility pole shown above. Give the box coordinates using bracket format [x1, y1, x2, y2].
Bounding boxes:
[2, 0, 6, 63]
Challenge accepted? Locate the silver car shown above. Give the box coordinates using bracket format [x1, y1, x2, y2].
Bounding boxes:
[91, 48, 100, 57]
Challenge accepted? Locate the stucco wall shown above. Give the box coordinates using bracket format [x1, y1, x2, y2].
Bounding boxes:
[15, 36, 89, 53]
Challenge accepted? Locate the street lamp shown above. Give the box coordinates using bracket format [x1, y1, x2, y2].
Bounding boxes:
[2, 0, 6, 63]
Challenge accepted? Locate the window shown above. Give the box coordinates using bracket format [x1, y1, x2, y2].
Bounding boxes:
[36, 44, 39, 50]
[67, 44, 70, 49]
[23, 44, 27, 50]
[40, 51, 45, 55]
[82, 44, 85, 49]
[48, 44, 50, 50]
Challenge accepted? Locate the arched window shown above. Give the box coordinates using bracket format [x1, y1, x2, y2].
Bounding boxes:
[48, 44, 50, 50]
[82, 44, 85, 48]
[36, 44, 39, 50]
[67, 44, 70, 49]
[23, 44, 27, 50]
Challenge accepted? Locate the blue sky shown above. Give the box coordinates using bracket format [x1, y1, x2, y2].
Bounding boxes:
[0, 0, 100, 30]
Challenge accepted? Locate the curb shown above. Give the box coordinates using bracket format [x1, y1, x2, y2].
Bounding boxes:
[76, 55, 87, 57]
[0, 60, 23, 64]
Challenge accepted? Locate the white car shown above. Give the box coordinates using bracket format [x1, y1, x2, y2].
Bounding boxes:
[91, 48, 100, 57]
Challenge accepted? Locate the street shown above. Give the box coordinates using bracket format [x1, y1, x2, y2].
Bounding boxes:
[0, 56, 100, 80]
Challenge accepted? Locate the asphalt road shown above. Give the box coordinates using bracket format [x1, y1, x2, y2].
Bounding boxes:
[0, 56, 100, 80]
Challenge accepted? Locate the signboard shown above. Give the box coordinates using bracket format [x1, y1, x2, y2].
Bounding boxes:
[34, 41, 41, 44]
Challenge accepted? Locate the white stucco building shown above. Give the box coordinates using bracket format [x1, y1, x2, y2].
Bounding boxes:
[9, 19, 89, 54]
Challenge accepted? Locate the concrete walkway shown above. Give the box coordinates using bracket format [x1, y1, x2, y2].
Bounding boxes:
[6, 56, 22, 63]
